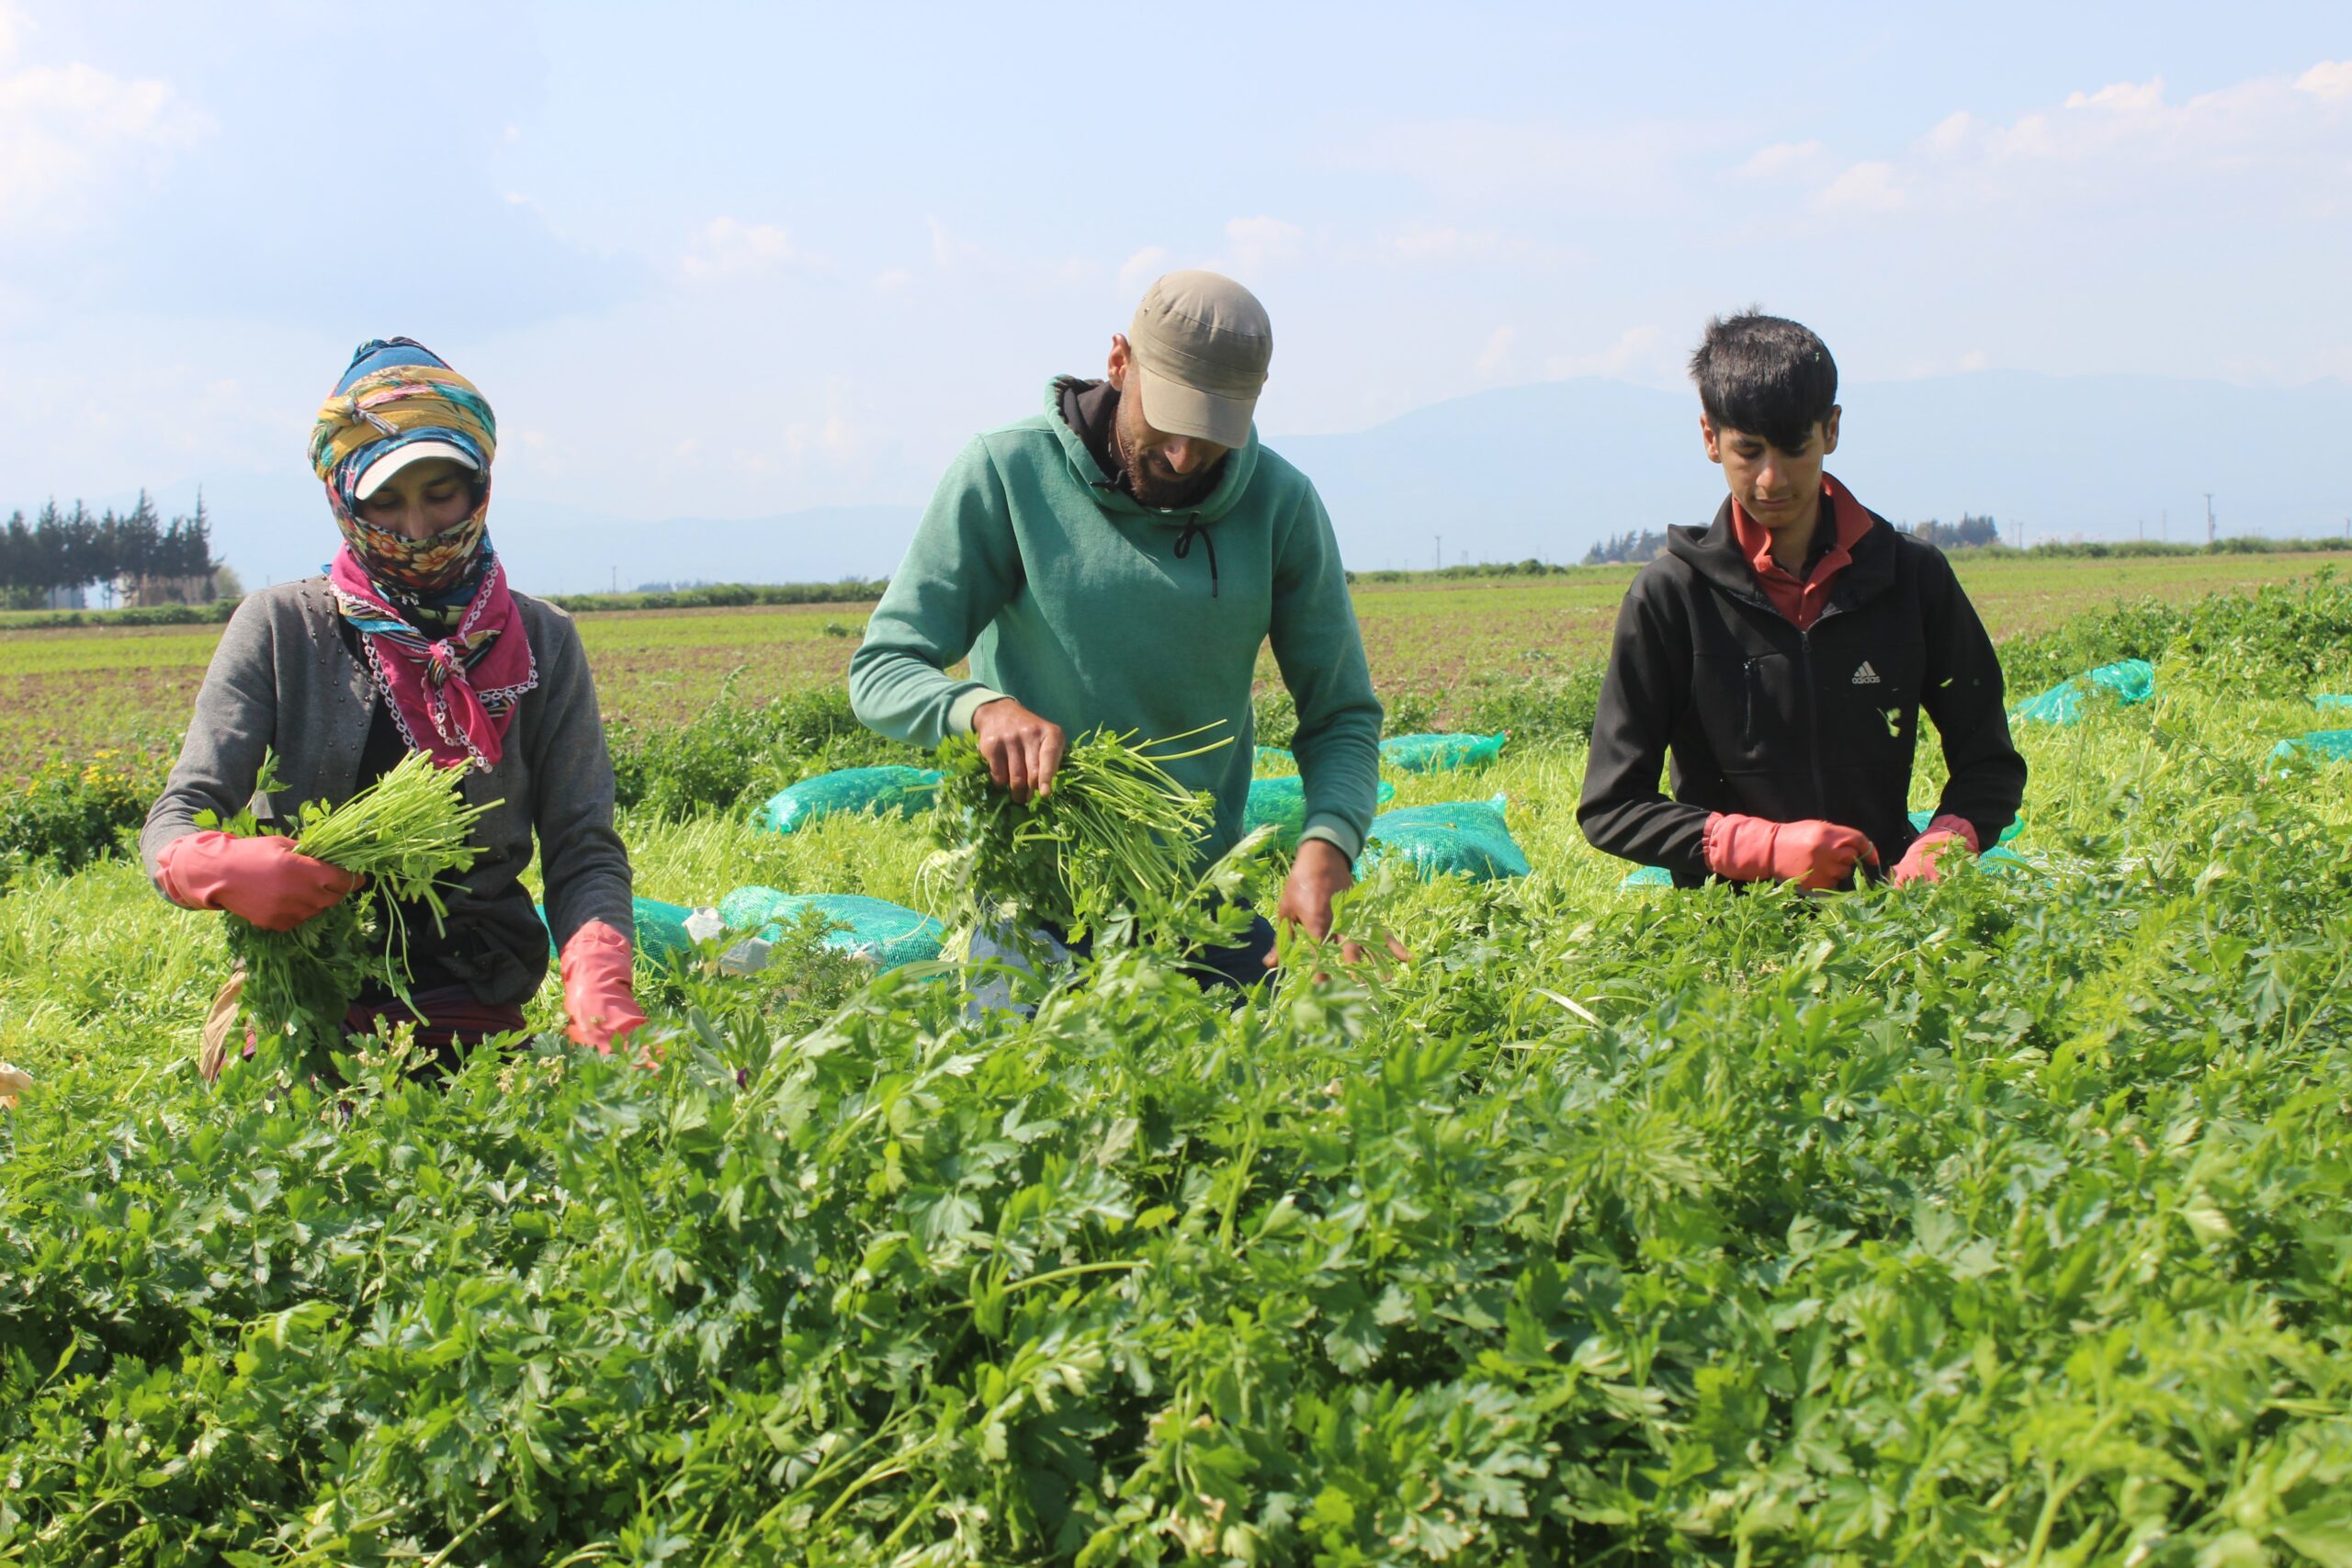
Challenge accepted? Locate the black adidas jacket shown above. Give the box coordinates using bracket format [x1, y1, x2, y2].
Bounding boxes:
[1577, 498, 2027, 888]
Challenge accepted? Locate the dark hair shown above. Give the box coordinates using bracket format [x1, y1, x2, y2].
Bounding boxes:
[1689, 310, 1838, 452]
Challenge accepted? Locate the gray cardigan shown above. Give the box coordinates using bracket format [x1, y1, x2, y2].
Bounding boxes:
[141, 579, 634, 978]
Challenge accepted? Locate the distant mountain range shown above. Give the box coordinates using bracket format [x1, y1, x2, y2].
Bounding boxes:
[1280, 370, 2352, 570]
[208, 370, 2352, 591]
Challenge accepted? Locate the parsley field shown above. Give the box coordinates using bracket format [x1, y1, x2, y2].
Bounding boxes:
[4, 579, 2352, 1565]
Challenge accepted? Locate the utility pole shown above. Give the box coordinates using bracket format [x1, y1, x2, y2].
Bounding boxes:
[2161, 509, 2167, 543]
[610, 565, 618, 594]
[2204, 492, 2215, 547]
[1433, 535, 1442, 573]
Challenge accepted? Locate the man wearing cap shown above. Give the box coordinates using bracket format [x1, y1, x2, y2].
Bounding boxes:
[850, 271, 1385, 987]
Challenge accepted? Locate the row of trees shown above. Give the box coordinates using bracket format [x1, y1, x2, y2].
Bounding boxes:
[1581, 513, 2005, 565]
[0, 493, 220, 607]
[1582, 528, 1671, 565]
[1905, 513, 2001, 548]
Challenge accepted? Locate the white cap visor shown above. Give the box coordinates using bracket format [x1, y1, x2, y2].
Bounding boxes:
[354, 440, 479, 502]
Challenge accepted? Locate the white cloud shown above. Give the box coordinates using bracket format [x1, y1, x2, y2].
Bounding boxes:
[1224, 215, 1303, 271]
[1979, 110, 2059, 160]
[1474, 324, 1516, 381]
[0, 42, 210, 230]
[914, 219, 1087, 289]
[1739, 140, 1823, 177]
[1118, 245, 1169, 293]
[1804, 61, 2352, 220]
[0, 331, 298, 491]
[679, 217, 801, 282]
[1543, 324, 1664, 381]
[1117, 245, 1170, 299]
[1926, 111, 1975, 152]
[1815, 160, 1909, 213]
[927, 215, 979, 271]
[2064, 77, 2165, 113]
[872, 266, 912, 292]
[2299, 61, 2352, 101]
[742, 378, 867, 474]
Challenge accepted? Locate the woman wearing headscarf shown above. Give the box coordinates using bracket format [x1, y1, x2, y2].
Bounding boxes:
[141, 337, 643, 1067]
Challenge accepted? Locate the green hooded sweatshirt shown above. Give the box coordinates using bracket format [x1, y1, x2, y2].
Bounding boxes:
[849, 379, 1384, 861]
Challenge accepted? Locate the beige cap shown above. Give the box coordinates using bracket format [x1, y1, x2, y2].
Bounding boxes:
[1128, 270, 1272, 448]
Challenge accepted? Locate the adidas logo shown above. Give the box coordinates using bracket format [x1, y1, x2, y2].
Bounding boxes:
[1851, 661, 1883, 685]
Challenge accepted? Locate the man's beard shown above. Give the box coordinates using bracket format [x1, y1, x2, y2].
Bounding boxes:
[1115, 423, 1222, 509]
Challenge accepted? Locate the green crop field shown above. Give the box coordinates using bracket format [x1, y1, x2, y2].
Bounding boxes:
[4, 569, 2352, 1562]
[3, 550, 2346, 773]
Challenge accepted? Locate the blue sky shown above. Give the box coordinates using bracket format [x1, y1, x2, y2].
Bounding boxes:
[1, 2, 2346, 582]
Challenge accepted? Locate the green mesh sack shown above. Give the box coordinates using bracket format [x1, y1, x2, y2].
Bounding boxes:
[2315, 694, 2352, 711]
[717, 886, 945, 970]
[1243, 775, 1395, 850]
[1362, 795, 1530, 882]
[753, 765, 943, 835]
[1253, 745, 1295, 774]
[1378, 731, 1509, 773]
[2010, 659, 2154, 727]
[631, 897, 699, 963]
[1906, 808, 2023, 847]
[536, 896, 699, 964]
[2268, 729, 2352, 768]
[1620, 864, 1674, 890]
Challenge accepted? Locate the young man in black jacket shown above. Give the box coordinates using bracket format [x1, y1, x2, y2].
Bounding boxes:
[1578, 312, 2026, 890]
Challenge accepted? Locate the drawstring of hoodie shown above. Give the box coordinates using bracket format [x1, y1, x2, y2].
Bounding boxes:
[1090, 475, 1222, 600]
[1173, 519, 1219, 598]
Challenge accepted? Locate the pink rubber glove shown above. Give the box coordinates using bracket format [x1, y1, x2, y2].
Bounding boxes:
[560, 919, 647, 1055]
[1703, 813, 1880, 891]
[1887, 814, 1982, 886]
[155, 829, 360, 931]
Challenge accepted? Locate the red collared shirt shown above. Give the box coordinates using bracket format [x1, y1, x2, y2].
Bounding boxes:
[1728, 474, 1872, 632]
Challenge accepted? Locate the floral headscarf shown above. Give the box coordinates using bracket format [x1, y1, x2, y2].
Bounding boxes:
[311, 339, 535, 770]
[310, 338, 499, 592]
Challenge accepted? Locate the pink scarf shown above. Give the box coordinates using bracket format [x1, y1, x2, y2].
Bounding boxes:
[327, 547, 537, 771]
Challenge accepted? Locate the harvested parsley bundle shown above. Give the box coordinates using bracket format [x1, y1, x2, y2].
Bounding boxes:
[926, 722, 1268, 963]
[201, 750, 497, 1073]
